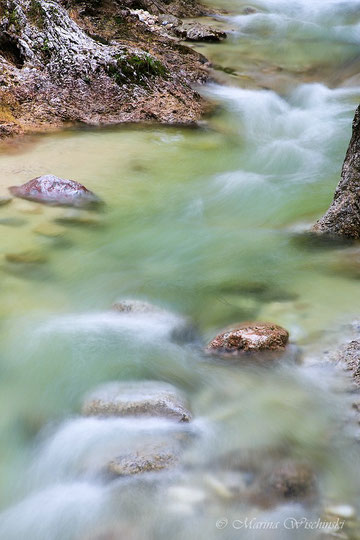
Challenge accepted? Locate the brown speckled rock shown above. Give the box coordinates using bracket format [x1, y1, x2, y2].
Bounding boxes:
[206, 322, 289, 356]
[82, 381, 192, 422]
[9, 175, 102, 208]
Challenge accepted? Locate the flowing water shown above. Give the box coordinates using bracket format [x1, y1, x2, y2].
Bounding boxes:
[1, 1, 360, 538]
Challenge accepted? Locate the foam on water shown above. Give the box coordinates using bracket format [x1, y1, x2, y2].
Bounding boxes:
[231, 0, 360, 43]
[0, 482, 108, 540]
[205, 83, 359, 182]
[30, 416, 196, 486]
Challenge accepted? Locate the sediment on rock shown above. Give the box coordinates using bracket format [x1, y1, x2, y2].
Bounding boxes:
[0, 0, 213, 138]
[312, 105, 360, 239]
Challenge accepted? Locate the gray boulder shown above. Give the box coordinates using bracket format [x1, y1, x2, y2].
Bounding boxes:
[82, 380, 192, 422]
[9, 175, 102, 208]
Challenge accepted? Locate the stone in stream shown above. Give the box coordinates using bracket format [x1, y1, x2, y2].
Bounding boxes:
[312, 105, 360, 238]
[206, 322, 289, 356]
[0, 217, 27, 227]
[108, 444, 178, 477]
[257, 461, 316, 503]
[112, 299, 196, 342]
[82, 381, 192, 422]
[9, 175, 102, 209]
[333, 340, 360, 386]
[33, 223, 67, 238]
[174, 22, 227, 42]
[55, 209, 102, 227]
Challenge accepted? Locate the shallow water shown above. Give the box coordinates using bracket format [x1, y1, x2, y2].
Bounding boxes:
[1, 1, 360, 539]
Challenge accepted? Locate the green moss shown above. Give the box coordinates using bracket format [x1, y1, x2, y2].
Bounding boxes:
[108, 53, 167, 86]
[114, 15, 124, 25]
[6, 7, 21, 31]
[41, 38, 51, 57]
[0, 1, 6, 18]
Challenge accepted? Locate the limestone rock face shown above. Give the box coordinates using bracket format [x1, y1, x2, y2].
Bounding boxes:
[206, 322, 289, 356]
[82, 381, 192, 422]
[9, 175, 102, 208]
[313, 105, 360, 238]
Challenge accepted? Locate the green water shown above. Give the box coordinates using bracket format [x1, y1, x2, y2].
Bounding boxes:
[1, 1, 360, 538]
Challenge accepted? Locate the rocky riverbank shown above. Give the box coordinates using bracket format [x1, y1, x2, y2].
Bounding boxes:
[0, 0, 225, 139]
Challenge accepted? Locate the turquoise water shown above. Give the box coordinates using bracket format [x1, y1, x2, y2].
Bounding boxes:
[1, 1, 360, 538]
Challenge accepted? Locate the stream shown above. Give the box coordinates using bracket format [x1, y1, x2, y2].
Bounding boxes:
[1, 0, 360, 538]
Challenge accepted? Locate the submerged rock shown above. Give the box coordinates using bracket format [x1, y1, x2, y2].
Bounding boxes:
[9, 175, 102, 208]
[206, 322, 289, 356]
[108, 444, 178, 477]
[260, 461, 316, 501]
[0, 196, 12, 206]
[33, 222, 66, 238]
[5, 250, 48, 264]
[312, 105, 360, 238]
[82, 381, 192, 422]
[55, 209, 102, 227]
[0, 217, 27, 227]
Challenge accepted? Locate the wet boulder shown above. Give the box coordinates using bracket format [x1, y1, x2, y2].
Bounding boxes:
[82, 381, 192, 422]
[206, 322, 289, 356]
[333, 339, 360, 386]
[107, 444, 178, 477]
[9, 175, 102, 208]
[175, 22, 227, 42]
